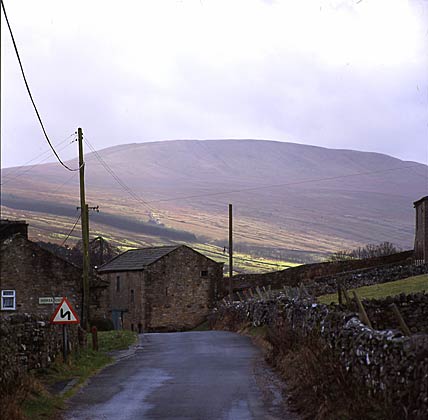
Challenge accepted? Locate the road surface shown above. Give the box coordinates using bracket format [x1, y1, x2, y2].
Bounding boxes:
[64, 331, 297, 420]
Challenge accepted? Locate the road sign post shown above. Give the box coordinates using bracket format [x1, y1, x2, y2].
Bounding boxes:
[63, 325, 68, 363]
[50, 297, 80, 363]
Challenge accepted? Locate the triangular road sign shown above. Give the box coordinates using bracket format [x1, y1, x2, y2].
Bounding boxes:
[50, 297, 80, 324]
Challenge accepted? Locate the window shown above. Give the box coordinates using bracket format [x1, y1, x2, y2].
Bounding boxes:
[130, 289, 134, 303]
[1, 290, 16, 310]
[201, 270, 208, 277]
[116, 276, 120, 292]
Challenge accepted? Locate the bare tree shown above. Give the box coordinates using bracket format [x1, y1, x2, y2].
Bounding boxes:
[328, 242, 401, 262]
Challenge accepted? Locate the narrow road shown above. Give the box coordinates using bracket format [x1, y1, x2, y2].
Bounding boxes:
[64, 331, 297, 420]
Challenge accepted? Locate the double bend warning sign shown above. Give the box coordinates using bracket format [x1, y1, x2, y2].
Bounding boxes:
[50, 297, 80, 324]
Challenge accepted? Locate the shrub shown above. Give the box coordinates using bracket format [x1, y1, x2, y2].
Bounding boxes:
[90, 318, 114, 331]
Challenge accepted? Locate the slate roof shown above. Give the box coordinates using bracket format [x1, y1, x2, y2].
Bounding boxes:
[97, 245, 181, 273]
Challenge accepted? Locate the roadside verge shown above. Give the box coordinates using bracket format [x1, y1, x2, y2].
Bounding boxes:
[13, 330, 138, 420]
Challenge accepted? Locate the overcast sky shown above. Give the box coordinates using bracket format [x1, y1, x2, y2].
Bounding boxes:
[1, 0, 427, 169]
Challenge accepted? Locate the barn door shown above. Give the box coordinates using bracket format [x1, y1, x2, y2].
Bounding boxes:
[112, 310, 122, 330]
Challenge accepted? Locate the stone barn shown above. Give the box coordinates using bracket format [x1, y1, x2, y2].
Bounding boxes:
[414, 196, 428, 264]
[97, 245, 223, 332]
[0, 219, 109, 322]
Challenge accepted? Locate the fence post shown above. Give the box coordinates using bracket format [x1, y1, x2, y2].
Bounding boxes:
[352, 291, 373, 329]
[255, 286, 264, 299]
[262, 286, 268, 299]
[91, 326, 99, 351]
[342, 288, 352, 308]
[390, 303, 411, 336]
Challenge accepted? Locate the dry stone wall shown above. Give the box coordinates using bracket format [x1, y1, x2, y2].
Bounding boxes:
[229, 251, 414, 293]
[360, 293, 428, 334]
[307, 262, 428, 296]
[0, 313, 79, 395]
[211, 292, 428, 419]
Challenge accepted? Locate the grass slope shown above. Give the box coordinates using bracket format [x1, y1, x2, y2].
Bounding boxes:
[317, 274, 428, 304]
[1, 206, 301, 273]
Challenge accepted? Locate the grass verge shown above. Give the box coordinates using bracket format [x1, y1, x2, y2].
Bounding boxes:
[19, 330, 137, 419]
[317, 274, 428, 304]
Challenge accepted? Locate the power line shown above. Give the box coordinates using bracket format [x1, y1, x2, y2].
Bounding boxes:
[0, 138, 77, 185]
[48, 172, 79, 195]
[1, 133, 75, 177]
[0, 0, 80, 172]
[1, 134, 77, 185]
[83, 137, 160, 216]
[143, 163, 423, 204]
[60, 213, 81, 246]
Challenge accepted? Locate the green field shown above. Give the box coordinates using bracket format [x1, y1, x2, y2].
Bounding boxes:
[317, 274, 428, 304]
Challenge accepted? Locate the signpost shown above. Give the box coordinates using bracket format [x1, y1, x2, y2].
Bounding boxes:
[50, 297, 80, 363]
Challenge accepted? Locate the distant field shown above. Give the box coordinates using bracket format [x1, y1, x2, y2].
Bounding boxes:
[317, 274, 428, 304]
[1, 206, 299, 274]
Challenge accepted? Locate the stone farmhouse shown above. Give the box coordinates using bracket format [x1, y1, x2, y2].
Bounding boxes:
[414, 196, 428, 264]
[97, 245, 223, 332]
[0, 220, 108, 322]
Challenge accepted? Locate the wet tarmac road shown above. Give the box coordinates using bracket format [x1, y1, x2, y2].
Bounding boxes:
[64, 331, 297, 420]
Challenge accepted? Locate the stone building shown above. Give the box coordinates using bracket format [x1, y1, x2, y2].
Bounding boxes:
[97, 245, 223, 332]
[0, 220, 108, 322]
[414, 196, 428, 263]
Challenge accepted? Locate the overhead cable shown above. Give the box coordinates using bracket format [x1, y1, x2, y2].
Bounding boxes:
[143, 163, 423, 204]
[1, 133, 77, 185]
[60, 213, 81, 246]
[1, 0, 80, 172]
[83, 137, 159, 215]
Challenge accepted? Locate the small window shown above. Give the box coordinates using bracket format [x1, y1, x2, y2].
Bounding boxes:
[201, 270, 208, 277]
[116, 276, 120, 292]
[165, 287, 168, 296]
[130, 289, 134, 303]
[1, 290, 16, 311]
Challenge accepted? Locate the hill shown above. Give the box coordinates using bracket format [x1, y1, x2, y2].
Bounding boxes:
[1, 139, 426, 264]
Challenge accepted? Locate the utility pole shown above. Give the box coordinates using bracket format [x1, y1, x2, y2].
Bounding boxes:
[78, 127, 90, 330]
[229, 203, 233, 299]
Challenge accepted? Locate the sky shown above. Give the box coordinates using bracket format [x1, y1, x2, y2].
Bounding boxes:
[1, 0, 428, 169]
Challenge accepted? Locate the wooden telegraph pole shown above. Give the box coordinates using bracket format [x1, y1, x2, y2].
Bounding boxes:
[229, 203, 233, 299]
[78, 127, 90, 330]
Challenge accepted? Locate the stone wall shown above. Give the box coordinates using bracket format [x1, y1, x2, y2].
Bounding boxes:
[103, 270, 145, 331]
[89, 277, 111, 323]
[228, 250, 414, 293]
[211, 292, 428, 419]
[306, 262, 428, 296]
[360, 293, 428, 334]
[102, 246, 224, 332]
[0, 235, 82, 316]
[145, 247, 223, 331]
[0, 313, 79, 395]
[1, 234, 109, 324]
